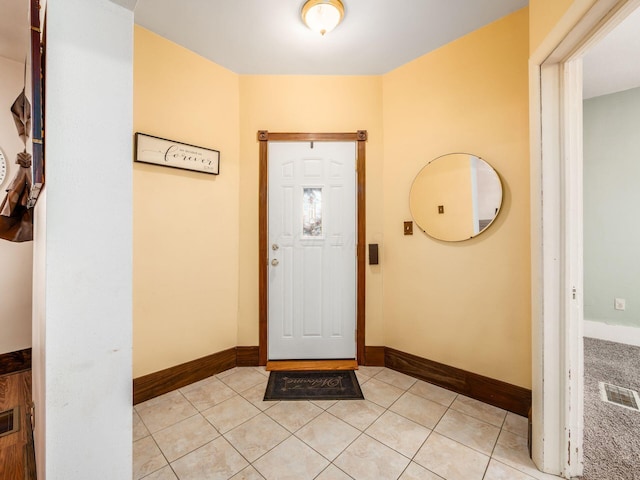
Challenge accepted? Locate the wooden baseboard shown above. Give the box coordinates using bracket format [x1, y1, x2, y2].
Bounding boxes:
[132, 344, 531, 416]
[133, 348, 236, 404]
[266, 359, 358, 371]
[384, 347, 531, 416]
[236, 346, 259, 367]
[0, 348, 32, 376]
[364, 346, 385, 366]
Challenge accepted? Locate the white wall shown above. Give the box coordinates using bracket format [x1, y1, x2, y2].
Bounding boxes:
[0, 55, 32, 355]
[32, 0, 134, 478]
[32, 184, 46, 475]
[583, 319, 640, 347]
[583, 87, 640, 345]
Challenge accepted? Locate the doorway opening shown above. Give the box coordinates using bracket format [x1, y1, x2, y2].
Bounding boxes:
[531, 0, 640, 477]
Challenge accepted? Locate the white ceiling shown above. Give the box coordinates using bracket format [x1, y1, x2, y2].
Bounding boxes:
[133, 0, 528, 75]
[3, 1, 637, 97]
[583, 6, 640, 99]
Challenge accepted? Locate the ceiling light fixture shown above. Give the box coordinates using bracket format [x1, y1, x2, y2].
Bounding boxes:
[301, 0, 345, 36]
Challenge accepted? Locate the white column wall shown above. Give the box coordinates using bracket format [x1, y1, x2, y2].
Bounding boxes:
[32, 0, 134, 478]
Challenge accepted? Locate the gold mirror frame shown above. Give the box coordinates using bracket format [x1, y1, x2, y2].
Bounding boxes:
[409, 153, 502, 242]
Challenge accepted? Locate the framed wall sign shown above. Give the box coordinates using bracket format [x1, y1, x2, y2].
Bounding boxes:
[135, 133, 220, 175]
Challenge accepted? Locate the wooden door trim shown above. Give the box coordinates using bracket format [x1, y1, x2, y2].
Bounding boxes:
[258, 130, 367, 365]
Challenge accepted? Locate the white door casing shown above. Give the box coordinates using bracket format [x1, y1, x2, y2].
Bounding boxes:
[530, 0, 640, 477]
[268, 141, 357, 360]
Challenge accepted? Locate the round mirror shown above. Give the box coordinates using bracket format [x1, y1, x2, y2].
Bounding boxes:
[409, 153, 502, 241]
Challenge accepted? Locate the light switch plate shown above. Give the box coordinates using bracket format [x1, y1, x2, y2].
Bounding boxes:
[404, 221, 413, 235]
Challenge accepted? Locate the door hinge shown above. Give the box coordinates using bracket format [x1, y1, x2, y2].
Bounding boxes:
[572, 287, 576, 300]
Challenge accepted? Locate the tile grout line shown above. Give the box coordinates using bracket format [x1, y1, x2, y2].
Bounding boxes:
[364, 369, 452, 477]
[149, 387, 223, 468]
[488, 414, 541, 480]
[134, 367, 531, 480]
[368, 369, 446, 479]
[313, 462, 355, 480]
[157, 415, 222, 465]
[480, 413, 507, 480]
[408, 392, 453, 476]
[405, 390, 515, 478]
[142, 429, 172, 480]
[143, 384, 253, 475]
[220, 428, 266, 477]
[281, 369, 409, 477]
[175, 375, 282, 478]
[135, 369, 301, 479]
[236, 399, 335, 475]
[242, 432, 293, 477]
[301, 428, 365, 476]
[133, 403, 178, 479]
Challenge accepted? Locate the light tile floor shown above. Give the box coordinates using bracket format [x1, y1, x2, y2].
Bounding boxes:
[133, 366, 562, 480]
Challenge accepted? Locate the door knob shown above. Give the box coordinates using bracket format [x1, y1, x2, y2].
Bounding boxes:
[271, 259, 279, 266]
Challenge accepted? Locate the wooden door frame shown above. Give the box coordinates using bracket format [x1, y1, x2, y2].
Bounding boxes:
[258, 130, 367, 365]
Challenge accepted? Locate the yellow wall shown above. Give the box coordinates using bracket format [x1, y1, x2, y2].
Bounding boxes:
[382, 8, 531, 388]
[133, 27, 240, 377]
[133, 9, 533, 388]
[529, 0, 574, 53]
[237, 75, 385, 346]
[529, 0, 599, 55]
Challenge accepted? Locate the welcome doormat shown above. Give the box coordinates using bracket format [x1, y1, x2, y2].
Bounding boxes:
[263, 370, 364, 401]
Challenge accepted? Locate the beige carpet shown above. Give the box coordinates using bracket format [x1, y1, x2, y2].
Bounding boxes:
[583, 337, 640, 480]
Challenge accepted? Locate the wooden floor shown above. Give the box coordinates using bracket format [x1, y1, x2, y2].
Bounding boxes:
[266, 359, 358, 371]
[0, 370, 31, 480]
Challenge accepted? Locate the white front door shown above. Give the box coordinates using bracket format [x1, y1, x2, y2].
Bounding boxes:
[268, 141, 356, 360]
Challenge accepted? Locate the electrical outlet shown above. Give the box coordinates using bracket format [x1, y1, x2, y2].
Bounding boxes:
[614, 298, 626, 311]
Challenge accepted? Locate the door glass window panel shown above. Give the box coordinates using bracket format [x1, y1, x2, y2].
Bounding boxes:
[303, 187, 323, 237]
